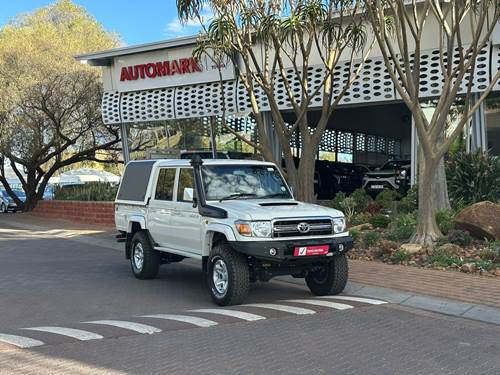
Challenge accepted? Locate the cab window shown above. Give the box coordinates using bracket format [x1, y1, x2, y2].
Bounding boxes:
[154, 168, 176, 200]
[177, 168, 194, 202]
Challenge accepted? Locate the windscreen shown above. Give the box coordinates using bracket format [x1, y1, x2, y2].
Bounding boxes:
[116, 161, 156, 202]
[201, 165, 291, 201]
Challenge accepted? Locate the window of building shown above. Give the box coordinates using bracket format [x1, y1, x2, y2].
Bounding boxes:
[486, 92, 500, 156]
[154, 168, 176, 200]
[177, 168, 194, 202]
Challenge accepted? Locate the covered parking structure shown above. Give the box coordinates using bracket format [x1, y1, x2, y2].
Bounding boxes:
[77, 26, 500, 197]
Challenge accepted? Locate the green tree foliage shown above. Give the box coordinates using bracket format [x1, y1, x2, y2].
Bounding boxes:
[0, 0, 121, 210]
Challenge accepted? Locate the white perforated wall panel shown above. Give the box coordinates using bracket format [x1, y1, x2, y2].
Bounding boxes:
[101, 91, 121, 124]
[340, 56, 396, 105]
[493, 44, 500, 91]
[175, 81, 237, 119]
[101, 45, 499, 124]
[120, 88, 175, 123]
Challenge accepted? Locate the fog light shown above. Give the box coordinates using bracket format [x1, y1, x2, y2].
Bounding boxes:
[269, 248, 277, 256]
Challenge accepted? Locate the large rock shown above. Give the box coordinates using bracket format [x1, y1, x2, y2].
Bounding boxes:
[400, 243, 424, 254]
[455, 201, 500, 241]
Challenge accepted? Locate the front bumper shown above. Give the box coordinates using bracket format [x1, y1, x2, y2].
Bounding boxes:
[228, 236, 353, 262]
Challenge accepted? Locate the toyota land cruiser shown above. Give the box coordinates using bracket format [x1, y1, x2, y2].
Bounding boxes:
[115, 157, 353, 306]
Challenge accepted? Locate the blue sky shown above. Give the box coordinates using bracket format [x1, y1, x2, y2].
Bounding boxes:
[0, 0, 202, 46]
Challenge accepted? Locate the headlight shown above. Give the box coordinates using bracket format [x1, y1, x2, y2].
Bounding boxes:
[235, 220, 272, 238]
[332, 217, 346, 233]
[400, 170, 407, 177]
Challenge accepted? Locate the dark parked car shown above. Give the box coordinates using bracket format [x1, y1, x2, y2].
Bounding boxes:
[362, 159, 411, 197]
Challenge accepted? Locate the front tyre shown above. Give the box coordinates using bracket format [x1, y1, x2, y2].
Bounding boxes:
[130, 231, 160, 280]
[208, 244, 250, 306]
[305, 254, 348, 296]
[0, 203, 6, 213]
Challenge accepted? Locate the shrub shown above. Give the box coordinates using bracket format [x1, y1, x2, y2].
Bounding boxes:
[350, 212, 372, 226]
[480, 242, 499, 262]
[363, 231, 381, 247]
[365, 201, 382, 215]
[435, 210, 455, 235]
[391, 249, 410, 264]
[330, 192, 346, 211]
[385, 213, 417, 241]
[429, 248, 463, 267]
[446, 229, 473, 247]
[375, 190, 401, 210]
[340, 197, 357, 223]
[474, 260, 494, 272]
[54, 182, 118, 201]
[399, 186, 418, 213]
[446, 150, 500, 207]
[350, 188, 372, 212]
[369, 214, 391, 229]
[350, 229, 361, 243]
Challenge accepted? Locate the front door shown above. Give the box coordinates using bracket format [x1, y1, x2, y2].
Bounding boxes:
[169, 167, 203, 256]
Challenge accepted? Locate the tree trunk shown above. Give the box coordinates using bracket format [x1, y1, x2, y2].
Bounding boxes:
[432, 156, 451, 211]
[411, 157, 443, 246]
[296, 145, 316, 203]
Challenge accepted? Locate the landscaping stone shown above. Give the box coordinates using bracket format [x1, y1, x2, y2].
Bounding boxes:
[434, 243, 462, 256]
[350, 223, 373, 231]
[400, 243, 424, 254]
[460, 263, 476, 273]
[455, 201, 500, 240]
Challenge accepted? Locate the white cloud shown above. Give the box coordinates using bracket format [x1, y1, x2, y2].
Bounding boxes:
[164, 5, 213, 39]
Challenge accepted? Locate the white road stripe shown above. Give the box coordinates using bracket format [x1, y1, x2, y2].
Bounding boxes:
[141, 314, 218, 327]
[243, 303, 315, 315]
[191, 309, 265, 321]
[0, 333, 45, 348]
[283, 299, 353, 310]
[317, 296, 387, 305]
[84, 320, 161, 334]
[23, 326, 103, 341]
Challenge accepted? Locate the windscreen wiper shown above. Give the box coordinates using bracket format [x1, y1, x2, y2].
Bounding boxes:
[219, 193, 257, 202]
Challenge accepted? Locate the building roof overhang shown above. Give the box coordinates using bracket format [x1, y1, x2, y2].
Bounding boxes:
[75, 35, 198, 66]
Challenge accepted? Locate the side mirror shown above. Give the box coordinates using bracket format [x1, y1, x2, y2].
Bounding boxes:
[183, 187, 194, 202]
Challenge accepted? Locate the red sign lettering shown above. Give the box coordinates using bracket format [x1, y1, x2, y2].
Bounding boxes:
[120, 57, 203, 81]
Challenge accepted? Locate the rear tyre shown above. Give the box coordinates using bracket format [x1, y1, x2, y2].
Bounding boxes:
[208, 243, 250, 306]
[305, 254, 348, 296]
[130, 231, 160, 280]
[0, 203, 6, 213]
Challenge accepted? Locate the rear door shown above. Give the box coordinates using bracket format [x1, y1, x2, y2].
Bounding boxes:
[168, 167, 203, 255]
[147, 167, 177, 247]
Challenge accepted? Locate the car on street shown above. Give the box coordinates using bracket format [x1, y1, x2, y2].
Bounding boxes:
[0, 188, 26, 213]
[115, 157, 353, 306]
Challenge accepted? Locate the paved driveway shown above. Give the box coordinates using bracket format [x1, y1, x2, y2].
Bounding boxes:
[0, 225, 499, 374]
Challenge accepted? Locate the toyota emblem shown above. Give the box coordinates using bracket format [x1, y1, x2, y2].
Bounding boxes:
[297, 222, 310, 233]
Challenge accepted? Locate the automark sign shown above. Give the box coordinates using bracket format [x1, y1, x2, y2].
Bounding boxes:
[113, 46, 235, 92]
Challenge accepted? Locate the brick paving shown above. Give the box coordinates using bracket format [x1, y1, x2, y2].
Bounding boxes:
[2, 213, 499, 310]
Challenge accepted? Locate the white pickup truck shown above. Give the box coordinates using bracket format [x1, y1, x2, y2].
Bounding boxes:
[115, 157, 353, 305]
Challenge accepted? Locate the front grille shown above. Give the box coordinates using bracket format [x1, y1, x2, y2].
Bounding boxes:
[273, 218, 333, 238]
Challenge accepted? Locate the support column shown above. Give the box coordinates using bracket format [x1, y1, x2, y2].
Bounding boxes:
[209, 117, 217, 158]
[120, 123, 131, 164]
[467, 93, 487, 153]
[262, 111, 282, 162]
[410, 117, 418, 186]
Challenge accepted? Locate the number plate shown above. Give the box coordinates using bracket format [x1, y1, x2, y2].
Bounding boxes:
[371, 184, 384, 189]
[294, 245, 330, 256]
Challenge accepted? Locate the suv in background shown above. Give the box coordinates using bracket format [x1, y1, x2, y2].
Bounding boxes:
[115, 157, 353, 306]
[362, 159, 411, 197]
